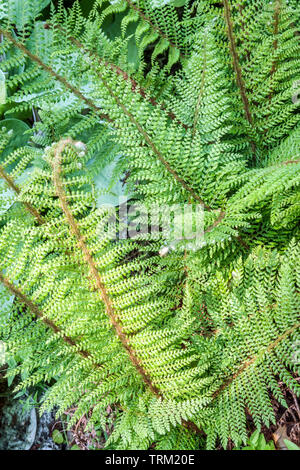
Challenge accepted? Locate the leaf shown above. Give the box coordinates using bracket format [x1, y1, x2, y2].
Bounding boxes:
[0, 283, 15, 321]
[0, 118, 30, 160]
[0, 70, 6, 105]
[128, 37, 139, 71]
[0, 183, 15, 217]
[7, 375, 14, 387]
[0, 1, 51, 30]
[0, 120, 37, 215]
[172, 0, 187, 6]
[248, 430, 260, 447]
[283, 439, 300, 450]
[257, 433, 267, 450]
[27, 21, 53, 63]
[152, 38, 170, 64]
[166, 46, 181, 70]
[95, 156, 130, 208]
[52, 429, 64, 445]
[149, 0, 178, 7]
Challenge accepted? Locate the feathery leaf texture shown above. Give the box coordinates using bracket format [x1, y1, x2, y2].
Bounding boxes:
[0, 0, 299, 449]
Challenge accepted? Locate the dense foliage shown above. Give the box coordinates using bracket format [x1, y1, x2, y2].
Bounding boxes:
[0, 0, 299, 450]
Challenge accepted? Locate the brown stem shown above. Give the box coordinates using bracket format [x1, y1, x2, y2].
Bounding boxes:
[271, 0, 281, 74]
[268, 0, 281, 103]
[272, 0, 281, 68]
[0, 29, 249, 250]
[182, 419, 206, 437]
[0, 164, 44, 224]
[93, 73, 213, 209]
[2, 262, 205, 435]
[223, 0, 256, 159]
[51, 138, 161, 397]
[124, 0, 185, 59]
[1, 28, 212, 209]
[0, 272, 94, 361]
[62, 29, 189, 131]
[51, 138, 205, 435]
[282, 160, 300, 165]
[186, 209, 249, 251]
[0, 29, 112, 123]
[212, 320, 300, 400]
[204, 210, 226, 234]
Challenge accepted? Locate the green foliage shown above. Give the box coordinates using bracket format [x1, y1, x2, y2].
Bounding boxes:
[52, 429, 64, 445]
[0, 0, 299, 451]
[284, 439, 300, 450]
[234, 430, 300, 450]
[0, 0, 51, 30]
[233, 430, 276, 450]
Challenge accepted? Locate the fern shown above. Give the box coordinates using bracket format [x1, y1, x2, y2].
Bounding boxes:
[0, 0, 299, 450]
